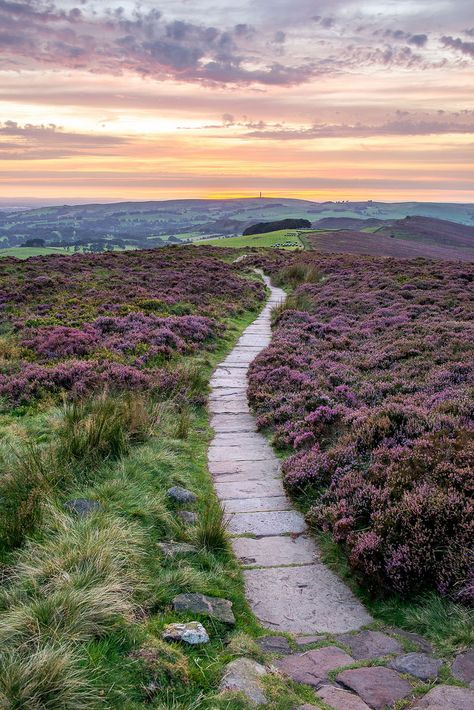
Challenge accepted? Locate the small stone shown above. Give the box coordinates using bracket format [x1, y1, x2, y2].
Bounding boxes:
[172, 592, 236, 624]
[178, 510, 198, 524]
[411, 684, 474, 709]
[219, 658, 267, 706]
[390, 628, 433, 653]
[294, 635, 327, 647]
[390, 652, 442, 680]
[256, 635, 292, 655]
[64, 498, 102, 518]
[157, 542, 197, 557]
[276, 646, 354, 687]
[337, 666, 412, 710]
[167, 486, 197, 504]
[317, 685, 371, 710]
[337, 630, 402, 659]
[452, 648, 474, 684]
[162, 622, 209, 645]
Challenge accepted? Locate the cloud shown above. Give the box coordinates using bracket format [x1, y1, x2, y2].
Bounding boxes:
[246, 112, 474, 140]
[0, 120, 128, 159]
[441, 35, 474, 57]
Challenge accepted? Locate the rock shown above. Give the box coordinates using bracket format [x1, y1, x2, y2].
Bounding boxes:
[276, 646, 354, 687]
[219, 658, 267, 706]
[390, 628, 433, 653]
[178, 510, 198, 525]
[167, 486, 197, 504]
[294, 635, 327, 647]
[389, 652, 442, 680]
[411, 685, 474, 709]
[452, 648, 474, 684]
[172, 592, 236, 624]
[337, 630, 402, 660]
[257, 635, 292, 655]
[157, 542, 197, 557]
[337, 666, 412, 710]
[294, 706, 318, 710]
[64, 498, 102, 518]
[162, 622, 209, 645]
[317, 685, 371, 710]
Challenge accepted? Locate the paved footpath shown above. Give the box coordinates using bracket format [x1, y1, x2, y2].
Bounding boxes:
[208, 274, 372, 634]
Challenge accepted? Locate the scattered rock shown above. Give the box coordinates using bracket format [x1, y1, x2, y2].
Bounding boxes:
[172, 592, 236, 624]
[178, 510, 198, 525]
[390, 628, 433, 653]
[167, 486, 197, 504]
[157, 542, 197, 557]
[337, 666, 412, 710]
[276, 646, 354, 687]
[64, 498, 102, 518]
[452, 648, 474, 684]
[257, 635, 292, 655]
[390, 652, 442, 680]
[411, 684, 474, 709]
[294, 635, 327, 647]
[162, 622, 209, 645]
[337, 630, 402, 660]
[317, 685, 371, 710]
[219, 658, 267, 706]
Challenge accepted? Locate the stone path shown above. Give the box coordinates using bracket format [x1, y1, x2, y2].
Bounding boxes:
[208, 274, 372, 634]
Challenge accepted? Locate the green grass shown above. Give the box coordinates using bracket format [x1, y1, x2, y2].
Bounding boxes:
[0, 246, 70, 259]
[199, 229, 306, 250]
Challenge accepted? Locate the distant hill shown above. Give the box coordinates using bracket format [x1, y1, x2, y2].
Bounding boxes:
[1, 197, 473, 250]
[305, 216, 474, 261]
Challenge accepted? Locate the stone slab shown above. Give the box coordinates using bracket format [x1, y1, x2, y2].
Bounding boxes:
[337, 667, 412, 710]
[411, 685, 474, 709]
[317, 685, 371, 710]
[209, 399, 250, 414]
[228, 510, 305, 536]
[276, 646, 354, 687]
[210, 413, 257, 433]
[232, 535, 317, 567]
[337, 630, 402, 660]
[219, 658, 267, 706]
[389, 653, 442, 681]
[208, 445, 273, 462]
[223, 496, 291, 514]
[215, 479, 285, 501]
[256, 635, 292, 655]
[212, 433, 268, 446]
[209, 459, 280, 476]
[244, 565, 373, 633]
[452, 648, 474, 684]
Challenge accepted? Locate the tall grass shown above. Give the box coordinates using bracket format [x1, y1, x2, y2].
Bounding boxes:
[0, 644, 97, 710]
[194, 499, 229, 552]
[272, 262, 321, 288]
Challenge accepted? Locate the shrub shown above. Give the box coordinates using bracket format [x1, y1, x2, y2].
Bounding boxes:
[248, 252, 474, 601]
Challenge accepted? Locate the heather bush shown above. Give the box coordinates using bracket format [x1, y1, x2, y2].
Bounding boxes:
[0, 247, 265, 407]
[248, 253, 474, 601]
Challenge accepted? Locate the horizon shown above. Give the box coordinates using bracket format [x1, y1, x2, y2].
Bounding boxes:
[1, 1, 473, 202]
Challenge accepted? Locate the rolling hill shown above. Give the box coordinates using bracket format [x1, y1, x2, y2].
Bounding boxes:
[1, 197, 473, 251]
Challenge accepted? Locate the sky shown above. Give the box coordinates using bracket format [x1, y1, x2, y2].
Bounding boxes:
[0, 0, 473, 203]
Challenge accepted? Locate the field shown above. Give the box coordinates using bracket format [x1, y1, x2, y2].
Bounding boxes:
[0, 246, 70, 258]
[200, 229, 306, 249]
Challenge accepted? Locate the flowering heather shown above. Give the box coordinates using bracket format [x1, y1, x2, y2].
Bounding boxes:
[248, 253, 474, 602]
[0, 247, 264, 406]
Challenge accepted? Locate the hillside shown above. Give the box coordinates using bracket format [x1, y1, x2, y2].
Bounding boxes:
[1, 197, 473, 251]
[304, 215, 474, 261]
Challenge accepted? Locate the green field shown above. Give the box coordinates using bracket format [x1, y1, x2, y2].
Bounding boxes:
[0, 246, 70, 258]
[200, 228, 306, 249]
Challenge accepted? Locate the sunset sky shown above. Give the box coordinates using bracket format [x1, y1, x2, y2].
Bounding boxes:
[1, 0, 473, 202]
